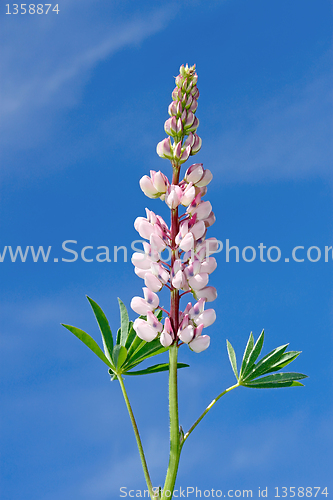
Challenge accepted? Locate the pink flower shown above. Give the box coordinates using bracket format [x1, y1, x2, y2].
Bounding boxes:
[189, 335, 210, 353]
[172, 269, 185, 290]
[185, 163, 204, 184]
[144, 272, 163, 292]
[200, 257, 217, 274]
[133, 315, 161, 342]
[190, 201, 212, 221]
[190, 134, 202, 155]
[139, 175, 160, 198]
[179, 232, 194, 252]
[130, 287, 159, 315]
[188, 272, 209, 291]
[178, 324, 194, 343]
[131, 252, 153, 270]
[160, 317, 174, 347]
[165, 185, 183, 209]
[195, 309, 216, 327]
[196, 169, 213, 187]
[156, 137, 173, 159]
[180, 183, 196, 207]
[194, 286, 217, 302]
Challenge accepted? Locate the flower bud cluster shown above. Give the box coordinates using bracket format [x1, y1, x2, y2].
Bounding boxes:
[156, 64, 201, 163]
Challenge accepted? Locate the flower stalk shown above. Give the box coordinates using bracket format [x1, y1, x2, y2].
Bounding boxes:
[118, 375, 155, 499]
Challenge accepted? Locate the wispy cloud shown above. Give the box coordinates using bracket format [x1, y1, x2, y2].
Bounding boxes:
[206, 70, 332, 183]
[0, 3, 175, 149]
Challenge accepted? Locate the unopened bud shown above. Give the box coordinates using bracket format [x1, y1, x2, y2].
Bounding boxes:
[156, 137, 173, 160]
[190, 134, 202, 155]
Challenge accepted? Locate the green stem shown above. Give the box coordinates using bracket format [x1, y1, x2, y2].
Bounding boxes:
[161, 344, 181, 499]
[118, 375, 155, 499]
[181, 383, 240, 449]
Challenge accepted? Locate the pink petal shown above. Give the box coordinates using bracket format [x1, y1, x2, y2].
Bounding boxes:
[160, 331, 173, 347]
[195, 286, 217, 302]
[188, 273, 209, 291]
[131, 252, 152, 270]
[189, 335, 210, 353]
[178, 325, 194, 344]
[196, 309, 216, 328]
[139, 176, 159, 198]
[185, 163, 204, 184]
[143, 288, 159, 309]
[144, 272, 163, 292]
[133, 318, 158, 342]
[131, 297, 154, 316]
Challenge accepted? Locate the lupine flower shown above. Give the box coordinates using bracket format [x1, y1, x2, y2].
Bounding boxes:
[160, 317, 174, 347]
[131, 63, 217, 352]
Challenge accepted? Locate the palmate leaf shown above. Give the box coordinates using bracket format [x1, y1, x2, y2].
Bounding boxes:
[227, 330, 307, 390]
[62, 297, 181, 380]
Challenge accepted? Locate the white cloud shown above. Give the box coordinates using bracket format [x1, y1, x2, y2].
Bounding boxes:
[0, 4, 175, 148]
[205, 71, 332, 183]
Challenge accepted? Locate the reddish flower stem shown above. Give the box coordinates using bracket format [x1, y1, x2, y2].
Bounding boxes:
[170, 163, 181, 334]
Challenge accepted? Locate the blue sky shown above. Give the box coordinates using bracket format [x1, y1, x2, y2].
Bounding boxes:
[1, 0, 332, 499]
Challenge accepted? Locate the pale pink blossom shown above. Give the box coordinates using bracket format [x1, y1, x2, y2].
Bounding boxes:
[179, 232, 194, 252]
[133, 318, 159, 342]
[139, 176, 160, 198]
[160, 317, 174, 347]
[178, 324, 194, 343]
[188, 272, 209, 291]
[196, 169, 213, 187]
[189, 335, 210, 353]
[156, 137, 173, 159]
[194, 286, 217, 302]
[185, 163, 204, 184]
[144, 272, 163, 292]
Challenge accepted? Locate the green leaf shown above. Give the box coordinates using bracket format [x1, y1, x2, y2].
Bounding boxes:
[125, 322, 136, 350]
[62, 324, 114, 369]
[243, 344, 289, 381]
[124, 338, 167, 368]
[242, 330, 265, 378]
[116, 328, 121, 345]
[118, 298, 129, 347]
[242, 372, 307, 388]
[240, 332, 254, 377]
[263, 351, 301, 374]
[226, 340, 238, 380]
[86, 296, 113, 361]
[125, 362, 189, 376]
[156, 309, 163, 321]
[113, 345, 127, 369]
[126, 335, 144, 359]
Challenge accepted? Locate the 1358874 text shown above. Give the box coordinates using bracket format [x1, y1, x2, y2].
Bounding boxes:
[5, 4, 59, 14]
